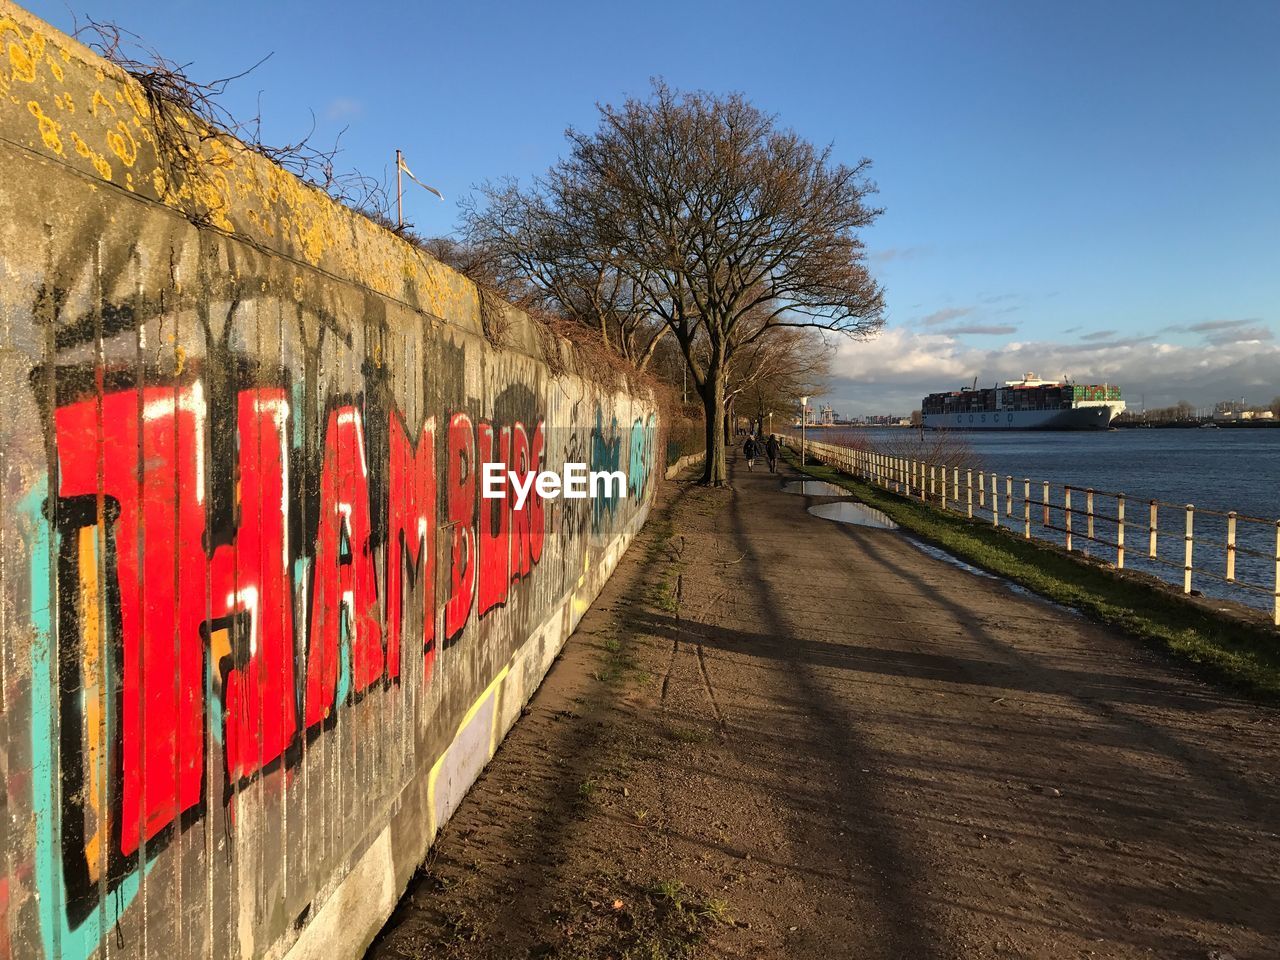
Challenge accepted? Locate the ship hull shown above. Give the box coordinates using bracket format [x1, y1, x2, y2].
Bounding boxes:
[923, 404, 1122, 431]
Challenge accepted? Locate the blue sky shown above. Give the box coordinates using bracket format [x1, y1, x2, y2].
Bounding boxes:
[28, 0, 1280, 413]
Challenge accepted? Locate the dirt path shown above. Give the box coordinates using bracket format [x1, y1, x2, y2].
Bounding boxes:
[367, 454, 1280, 960]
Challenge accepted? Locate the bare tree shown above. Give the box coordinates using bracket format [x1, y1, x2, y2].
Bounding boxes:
[463, 81, 885, 484]
[461, 184, 669, 369]
[723, 327, 833, 438]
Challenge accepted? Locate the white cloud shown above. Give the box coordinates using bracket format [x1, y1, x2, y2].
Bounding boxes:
[324, 97, 364, 121]
[824, 324, 1280, 415]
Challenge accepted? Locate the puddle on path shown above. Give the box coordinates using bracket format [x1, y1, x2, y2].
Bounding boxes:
[903, 538, 1081, 614]
[781, 480, 850, 497]
[807, 501, 899, 530]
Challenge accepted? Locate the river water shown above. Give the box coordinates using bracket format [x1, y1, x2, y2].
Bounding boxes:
[816, 427, 1280, 613]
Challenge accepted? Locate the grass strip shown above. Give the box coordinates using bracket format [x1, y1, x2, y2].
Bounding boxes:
[784, 450, 1280, 702]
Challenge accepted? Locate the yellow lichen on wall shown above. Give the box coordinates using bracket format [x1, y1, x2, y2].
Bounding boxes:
[26, 99, 61, 153]
[107, 119, 137, 166]
[3, 15, 38, 85]
[1, 0, 504, 348]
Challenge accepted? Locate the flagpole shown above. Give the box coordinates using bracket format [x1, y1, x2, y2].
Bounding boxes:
[395, 148, 403, 228]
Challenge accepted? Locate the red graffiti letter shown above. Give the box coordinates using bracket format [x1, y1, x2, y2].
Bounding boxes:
[304, 406, 384, 728]
[208, 390, 297, 784]
[444, 412, 475, 642]
[509, 422, 533, 582]
[55, 386, 208, 856]
[477, 421, 510, 616]
[387, 414, 436, 681]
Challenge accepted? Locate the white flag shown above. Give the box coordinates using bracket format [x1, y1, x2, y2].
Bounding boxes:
[397, 154, 444, 201]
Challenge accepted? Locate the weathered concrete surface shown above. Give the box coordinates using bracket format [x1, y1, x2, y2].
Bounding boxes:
[0, 5, 659, 958]
[367, 453, 1280, 959]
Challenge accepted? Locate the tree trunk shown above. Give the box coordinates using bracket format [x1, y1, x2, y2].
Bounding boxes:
[699, 377, 728, 485]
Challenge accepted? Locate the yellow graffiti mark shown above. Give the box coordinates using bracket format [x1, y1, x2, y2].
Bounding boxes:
[54, 91, 74, 113]
[426, 665, 510, 838]
[27, 100, 63, 155]
[46, 52, 63, 82]
[77, 526, 108, 884]
[107, 119, 137, 167]
[175, 345, 186, 375]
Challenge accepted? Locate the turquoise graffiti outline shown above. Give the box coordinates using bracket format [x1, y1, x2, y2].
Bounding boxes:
[24, 482, 157, 960]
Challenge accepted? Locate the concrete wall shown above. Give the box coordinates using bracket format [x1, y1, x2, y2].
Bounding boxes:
[0, 5, 658, 957]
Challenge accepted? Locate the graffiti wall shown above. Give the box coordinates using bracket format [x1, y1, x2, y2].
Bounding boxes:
[0, 5, 658, 958]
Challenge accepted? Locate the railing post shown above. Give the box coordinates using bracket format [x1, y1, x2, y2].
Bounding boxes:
[1149, 501, 1158, 559]
[1042, 481, 1050, 528]
[1273, 521, 1279, 627]
[941, 466, 948, 511]
[1116, 494, 1125, 569]
[991, 479, 999, 527]
[952, 467, 959, 505]
[930, 464, 936, 502]
[966, 469, 973, 519]
[1065, 487, 1073, 552]
[1005, 476, 1013, 517]
[1226, 512, 1237, 582]
[1086, 488, 1095, 546]
[1023, 479, 1031, 539]
[978, 471, 986, 510]
[1183, 504, 1194, 594]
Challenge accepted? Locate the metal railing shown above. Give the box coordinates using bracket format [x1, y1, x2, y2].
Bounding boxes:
[794, 435, 1280, 626]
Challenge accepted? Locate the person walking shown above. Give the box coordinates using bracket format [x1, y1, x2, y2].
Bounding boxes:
[765, 434, 781, 473]
[743, 435, 759, 471]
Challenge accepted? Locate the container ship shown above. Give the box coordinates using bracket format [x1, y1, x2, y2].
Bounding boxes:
[922, 374, 1125, 430]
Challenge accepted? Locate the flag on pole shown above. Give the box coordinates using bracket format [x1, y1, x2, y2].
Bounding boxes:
[396, 154, 444, 201]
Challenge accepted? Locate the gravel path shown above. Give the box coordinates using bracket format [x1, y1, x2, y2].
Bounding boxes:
[367, 453, 1280, 960]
